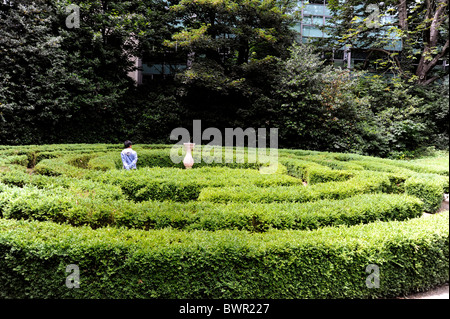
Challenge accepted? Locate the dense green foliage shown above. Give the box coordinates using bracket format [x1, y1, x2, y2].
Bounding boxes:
[0, 0, 143, 144]
[0, 211, 448, 298]
[0, 144, 448, 298]
[275, 44, 449, 156]
[0, 184, 425, 231]
[322, 0, 449, 86]
[0, 1, 447, 157]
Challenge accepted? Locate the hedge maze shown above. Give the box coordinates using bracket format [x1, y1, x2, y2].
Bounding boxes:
[0, 144, 448, 298]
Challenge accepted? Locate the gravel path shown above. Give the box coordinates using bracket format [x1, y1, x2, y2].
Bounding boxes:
[397, 283, 449, 299]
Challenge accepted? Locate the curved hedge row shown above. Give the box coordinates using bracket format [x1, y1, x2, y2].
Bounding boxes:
[285, 151, 449, 176]
[198, 172, 393, 203]
[0, 212, 447, 298]
[5, 155, 447, 210]
[0, 184, 424, 231]
[0, 170, 126, 201]
[87, 166, 300, 202]
[87, 149, 265, 171]
[0, 144, 448, 299]
[29, 146, 449, 193]
[280, 158, 355, 184]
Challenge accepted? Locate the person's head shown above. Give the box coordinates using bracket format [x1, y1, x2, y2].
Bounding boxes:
[124, 140, 132, 148]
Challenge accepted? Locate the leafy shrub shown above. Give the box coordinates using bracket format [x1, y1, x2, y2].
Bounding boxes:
[3, 155, 29, 167]
[350, 158, 449, 177]
[349, 160, 412, 175]
[34, 151, 61, 164]
[0, 212, 447, 298]
[0, 187, 73, 221]
[67, 154, 101, 169]
[34, 157, 86, 178]
[281, 158, 324, 180]
[198, 172, 391, 203]
[405, 177, 444, 213]
[278, 158, 354, 184]
[1, 144, 448, 300]
[307, 167, 354, 184]
[89, 166, 303, 202]
[0, 170, 125, 202]
[0, 170, 31, 188]
[85, 147, 269, 171]
[88, 154, 119, 171]
[297, 154, 365, 171]
[294, 151, 448, 177]
[0, 186, 424, 231]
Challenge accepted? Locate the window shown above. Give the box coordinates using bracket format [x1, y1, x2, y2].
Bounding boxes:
[302, 25, 324, 37]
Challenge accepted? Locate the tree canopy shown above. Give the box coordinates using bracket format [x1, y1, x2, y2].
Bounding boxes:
[0, 0, 447, 157]
[320, 0, 449, 85]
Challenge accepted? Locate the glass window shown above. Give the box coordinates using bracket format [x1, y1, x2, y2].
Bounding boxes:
[304, 4, 325, 15]
[292, 23, 301, 33]
[323, 5, 332, 16]
[302, 25, 324, 37]
[303, 15, 324, 25]
[312, 16, 324, 25]
[333, 50, 344, 60]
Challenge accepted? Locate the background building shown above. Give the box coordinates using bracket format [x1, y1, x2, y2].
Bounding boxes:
[297, 0, 403, 71]
[129, 0, 447, 83]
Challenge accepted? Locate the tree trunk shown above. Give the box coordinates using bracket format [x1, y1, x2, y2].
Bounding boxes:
[237, 39, 249, 65]
[414, 0, 449, 85]
[398, 0, 408, 31]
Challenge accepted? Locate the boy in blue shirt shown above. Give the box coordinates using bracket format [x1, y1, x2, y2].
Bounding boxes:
[121, 140, 138, 170]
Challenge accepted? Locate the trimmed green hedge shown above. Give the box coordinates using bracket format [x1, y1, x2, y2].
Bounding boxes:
[356, 157, 449, 176]
[0, 170, 125, 201]
[0, 155, 29, 167]
[291, 151, 449, 176]
[2, 166, 303, 203]
[34, 157, 86, 177]
[0, 185, 424, 231]
[86, 150, 179, 171]
[294, 154, 365, 171]
[198, 172, 392, 203]
[3, 150, 447, 211]
[1, 144, 448, 299]
[0, 212, 447, 298]
[28, 146, 271, 173]
[89, 167, 302, 202]
[88, 153, 120, 171]
[280, 158, 354, 184]
[0, 170, 45, 188]
[405, 177, 444, 213]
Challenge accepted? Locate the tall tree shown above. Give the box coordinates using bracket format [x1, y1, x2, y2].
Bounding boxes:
[0, 0, 174, 143]
[165, 0, 297, 67]
[321, 0, 449, 85]
[0, 0, 73, 143]
[162, 0, 298, 131]
[275, 44, 374, 152]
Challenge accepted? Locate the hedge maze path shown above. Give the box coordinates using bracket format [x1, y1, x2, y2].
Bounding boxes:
[0, 144, 448, 298]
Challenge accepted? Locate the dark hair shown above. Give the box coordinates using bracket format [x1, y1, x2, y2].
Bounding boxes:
[124, 140, 132, 148]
